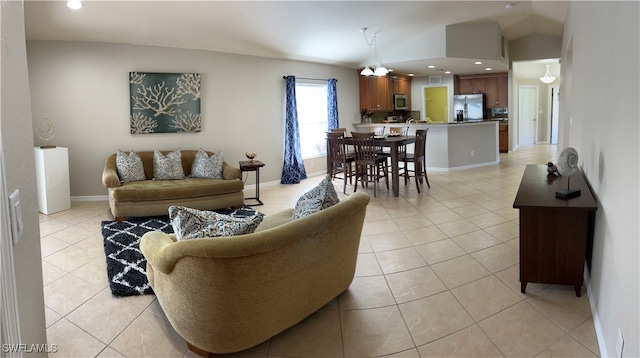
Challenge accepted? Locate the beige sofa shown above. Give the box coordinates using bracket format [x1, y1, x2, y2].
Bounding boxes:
[140, 191, 370, 355]
[102, 150, 244, 219]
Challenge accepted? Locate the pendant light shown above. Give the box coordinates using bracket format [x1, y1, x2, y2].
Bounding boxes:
[360, 28, 388, 77]
[540, 64, 556, 84]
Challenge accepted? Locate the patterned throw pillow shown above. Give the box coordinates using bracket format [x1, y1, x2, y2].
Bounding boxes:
[292, 174, 340, 220]
[153, 149, 185, 180]
[190, 149, 224, 179]
[169, 206, 265, 241]
[115, 149, 146, 183]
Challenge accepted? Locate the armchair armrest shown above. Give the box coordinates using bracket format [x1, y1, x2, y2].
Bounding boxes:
[140, 231, 180, 274]
[102, 154, 121, 188]
[222, 162, 241, 180]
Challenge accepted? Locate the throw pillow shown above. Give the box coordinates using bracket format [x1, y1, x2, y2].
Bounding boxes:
[292, 174, 340, 220]
[169, 206, 265, 241]
[190, 149, 224, 179]
[115, 149, 146, 183]
[153, 149, 185, 180]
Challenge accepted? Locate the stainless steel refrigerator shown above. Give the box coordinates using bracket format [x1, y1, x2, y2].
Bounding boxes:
[453, 94, 485, 121]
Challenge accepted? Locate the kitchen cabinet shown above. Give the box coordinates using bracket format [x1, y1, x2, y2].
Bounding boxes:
[359, 74, 412, 112]
[499, 123, 508, 153]
[456, 73, 508, 108]
[392, 77, 409, 94]
[359, 75, 390, 111]
[457, 77, 485, 94]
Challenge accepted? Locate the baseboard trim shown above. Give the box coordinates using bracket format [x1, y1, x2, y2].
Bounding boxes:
[584, 263, 606, 356]
[427, 160, 500, 172]
[71, 195, 108, 201]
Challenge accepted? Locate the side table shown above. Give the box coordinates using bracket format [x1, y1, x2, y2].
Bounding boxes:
[513, 164, 597, 297]
[239, 160, 265, 206]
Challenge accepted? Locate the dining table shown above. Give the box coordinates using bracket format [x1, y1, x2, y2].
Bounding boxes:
[339, 135, 416, 197]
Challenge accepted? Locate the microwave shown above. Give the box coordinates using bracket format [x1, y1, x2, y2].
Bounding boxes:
[393, 94, 408, 110]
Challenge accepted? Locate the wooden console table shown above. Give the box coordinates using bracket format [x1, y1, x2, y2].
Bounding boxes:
[513, 164, 597, 297]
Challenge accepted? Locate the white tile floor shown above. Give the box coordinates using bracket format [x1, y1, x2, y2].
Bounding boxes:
[40, 144, 600, 357]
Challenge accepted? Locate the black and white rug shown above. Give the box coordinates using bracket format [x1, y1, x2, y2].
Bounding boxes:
[101, 207, 259, 297]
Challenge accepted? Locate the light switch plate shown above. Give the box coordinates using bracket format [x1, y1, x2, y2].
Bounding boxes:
[9, 189, 23, 245]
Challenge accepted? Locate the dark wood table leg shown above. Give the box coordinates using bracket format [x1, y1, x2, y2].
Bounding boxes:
[575, 285, 582, 297]
[390, 144, 399, 197]
[521, 281, 527, 293]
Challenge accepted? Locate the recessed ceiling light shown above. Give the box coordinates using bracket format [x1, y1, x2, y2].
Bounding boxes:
[67, 0, 83, 9]
[475, 61, 483, 65]
[445, 71, 451, 74]
[427, 65, 435, 69]
[485, 67, 492, 71]
[408, 73, 415, 77]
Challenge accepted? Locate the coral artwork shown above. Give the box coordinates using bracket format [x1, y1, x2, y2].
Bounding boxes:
[129, 72, 201, 133]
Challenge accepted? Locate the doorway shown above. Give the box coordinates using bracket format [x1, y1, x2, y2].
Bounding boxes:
[550, 86, 560, 144]
[423, 86, 448, 122]
[519, 86, 538, 145]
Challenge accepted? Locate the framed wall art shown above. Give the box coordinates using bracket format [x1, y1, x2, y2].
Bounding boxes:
[129, 72, 201, 134]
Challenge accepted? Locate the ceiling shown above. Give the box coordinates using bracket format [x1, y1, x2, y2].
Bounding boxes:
[23, 1, 567, 78]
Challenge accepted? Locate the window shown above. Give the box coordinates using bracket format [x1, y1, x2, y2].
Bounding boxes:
[296, 82, 328, 158]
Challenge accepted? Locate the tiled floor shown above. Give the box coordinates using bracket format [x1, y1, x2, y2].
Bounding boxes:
[40, 144, 601, 357]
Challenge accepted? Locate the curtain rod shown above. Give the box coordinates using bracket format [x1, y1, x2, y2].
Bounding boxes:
[282, 76, 337, 82]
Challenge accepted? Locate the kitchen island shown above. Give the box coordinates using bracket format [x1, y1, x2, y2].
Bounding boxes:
[353, 120, 499, 171]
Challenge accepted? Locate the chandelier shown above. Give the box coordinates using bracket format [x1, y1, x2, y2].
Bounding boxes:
[360, 28, 388, 77]
[540, 64, 556, 84]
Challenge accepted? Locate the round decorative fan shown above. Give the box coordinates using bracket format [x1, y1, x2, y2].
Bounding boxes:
[36, 117, 56, 141]
[557, 147, 579, 177]
[555, 147, 581, 199]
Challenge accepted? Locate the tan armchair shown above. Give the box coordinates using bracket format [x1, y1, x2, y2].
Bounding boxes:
[140, 191, 370, 355]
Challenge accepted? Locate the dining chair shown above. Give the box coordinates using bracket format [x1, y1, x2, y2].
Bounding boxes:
[326, 132, 355, 194]
[400, 129, 430, 193]
[330, 127, 347, 134]
[351, 132, 389, 197]
[368, 126, 385, 136]
[389, 126, 409, 136]
[388, 126, 410, 161]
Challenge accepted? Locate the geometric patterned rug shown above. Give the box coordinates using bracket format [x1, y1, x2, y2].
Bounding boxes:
[101, 216, 172, 296]
[101, 207, 259, 297]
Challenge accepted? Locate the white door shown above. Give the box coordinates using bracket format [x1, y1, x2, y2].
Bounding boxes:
[519, 86, 538, 145]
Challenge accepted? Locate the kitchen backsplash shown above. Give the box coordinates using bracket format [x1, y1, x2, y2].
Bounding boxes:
[363, 110, 421, 123]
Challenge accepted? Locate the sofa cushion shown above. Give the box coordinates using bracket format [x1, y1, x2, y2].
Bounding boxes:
[109, 178, 244, 202]
[116, 149, 146, 183]
[169, 206, 264, 240]
[292, 175, 339, 220]
[153, 149, 185, 180]
[190, 149, 224, 179]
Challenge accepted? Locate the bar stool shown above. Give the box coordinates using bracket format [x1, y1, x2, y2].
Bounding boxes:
[400, 129, 430, 193]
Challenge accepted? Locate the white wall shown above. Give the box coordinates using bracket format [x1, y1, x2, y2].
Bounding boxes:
[1, 0, 47, 351]
[26, 41, 361, 197]
[560, 2, 639, 357]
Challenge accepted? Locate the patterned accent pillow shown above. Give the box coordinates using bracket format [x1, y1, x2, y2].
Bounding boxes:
[169, 206, 265, 241]
[190, 149, 224, 179]
[153, 149, 185, 180]
[292, 174, 340, 220]
[115, 149, 146, 183]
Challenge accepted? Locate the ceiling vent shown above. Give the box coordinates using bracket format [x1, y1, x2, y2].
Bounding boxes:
[429, 76, 442, 85]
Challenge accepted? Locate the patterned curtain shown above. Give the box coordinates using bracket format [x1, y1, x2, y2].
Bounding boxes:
[281, 76, 307, 184]
[327, 78, 339, 130]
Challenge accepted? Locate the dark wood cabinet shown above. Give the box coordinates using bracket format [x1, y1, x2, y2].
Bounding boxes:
[392, 77, 409, 95]
[359, 76, 390, 111]
[499, 123, 508, 153]
[359, 73, 412, 112]
[513, 165, 597, 297]
[456, 73, 508, 108]
[497, 75, 508, 107]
